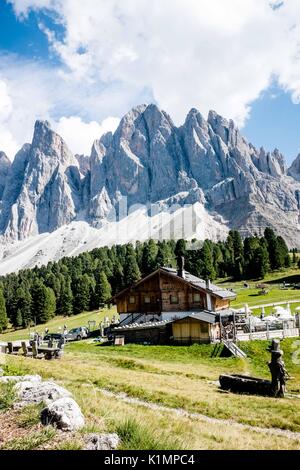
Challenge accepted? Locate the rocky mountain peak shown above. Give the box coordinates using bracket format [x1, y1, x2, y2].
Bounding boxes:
[289, 153, 300, 181]
[0, 151, 11, 200]
[31, 120, 75, 167]
[0, 103, 300, 249]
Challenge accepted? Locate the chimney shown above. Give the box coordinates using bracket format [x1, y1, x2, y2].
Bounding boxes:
[206, 279, 211, 291]
[178, 256, 186, 279]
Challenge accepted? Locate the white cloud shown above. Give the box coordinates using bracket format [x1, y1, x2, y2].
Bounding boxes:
[8, 0, 300, 128]
[3, 0, 300, 159]
[0, 79, 20, 159]
[54, 116, 120, 155]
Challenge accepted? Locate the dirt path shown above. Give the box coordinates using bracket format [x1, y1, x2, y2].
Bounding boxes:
[98, 388, 300, 442]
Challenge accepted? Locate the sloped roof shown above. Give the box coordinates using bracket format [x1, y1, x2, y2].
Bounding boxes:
[112, 319, 173, 332]
[160, 267, 236, 300]
[112, 266, 236, 301]
[172, 311, 217, 324]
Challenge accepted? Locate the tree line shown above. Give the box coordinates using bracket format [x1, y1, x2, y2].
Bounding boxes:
[0, 228, 296, 331]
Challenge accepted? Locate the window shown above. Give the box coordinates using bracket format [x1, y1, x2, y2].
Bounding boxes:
[144, 296, 151, 304]
[194, 293, 201, 303]
[170, 295, 179, 304]
[129, 296, 135, 304]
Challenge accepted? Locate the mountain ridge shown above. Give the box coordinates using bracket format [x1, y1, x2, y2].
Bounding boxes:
[0, 104, 299, 273]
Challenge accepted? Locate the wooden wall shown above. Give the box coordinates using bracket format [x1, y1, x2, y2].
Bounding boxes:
[172, 318, 211, 344]
[159, 272, 206, 312]
[115, 270, 229, 315]
[212, 298, 230, 311]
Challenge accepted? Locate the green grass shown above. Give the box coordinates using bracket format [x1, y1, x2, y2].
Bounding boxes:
[0, 308, 116, 342]
[17, 404, 44, 428]
[1, 427, 56, 450]
[217, 267, 300, 312]
[116, 418, 183, 450]
[0, 382, 16, 411]
[4, 337, 300, 449]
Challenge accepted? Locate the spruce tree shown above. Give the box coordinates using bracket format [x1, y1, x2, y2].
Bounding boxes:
[264, 228, 281, 270]
[141, 240, 158, 275]
[0, 288, 8, 333]
[200, 241, 216, 280]
[15, 309, 23, 328]
[95, 272, 112, 307]
[60, 277, 73, 316]
[72, 275, 93, 314]
[124, 246, 141, 286]
[31, 280, 56, 324]
[15, 286, 32, 328]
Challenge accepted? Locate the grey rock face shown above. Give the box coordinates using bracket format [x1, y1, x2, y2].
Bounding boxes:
[289, 154, 300, 181]
[41, 397, 85, 431]
[0, 152, 11, 200]
[75, 154, 90, 176]
[83, 433, 120, 450]
[0, 121, 81, 240]
[0, 104, 300, 248]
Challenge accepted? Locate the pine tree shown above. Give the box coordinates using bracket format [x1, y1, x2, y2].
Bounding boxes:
[14, 286, 32, 328]
[15, 309, 23, 328]
[200, 241, 216, 280]
[156, 241, 176, 268]
[72, 275, 93, 314]
[175, 239, 186, 266]
[277, 236, 291, 268]
[124, 246, 141, 286]
[0, 288, 8, 333]
[31, 280, 56, 324]
[228, 230, 244, 279]
[264, 228, 281, 270]
[60, 277, 73, 316]
[141, 240, 158, 275]
[95, 272, 112, 307]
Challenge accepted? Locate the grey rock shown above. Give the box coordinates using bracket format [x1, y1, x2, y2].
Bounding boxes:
[41, 397, 85, 431]
[14, 380, 72, 406]
[75, 154, 90, 177]
[83, 433, 120, 450]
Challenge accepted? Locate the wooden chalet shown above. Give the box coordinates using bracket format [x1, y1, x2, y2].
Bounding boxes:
[111, 264, 237, 345]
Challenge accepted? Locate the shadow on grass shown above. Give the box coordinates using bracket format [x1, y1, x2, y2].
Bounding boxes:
[266, 275, 300, 285]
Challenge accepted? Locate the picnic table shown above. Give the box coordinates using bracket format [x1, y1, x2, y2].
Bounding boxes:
[36, 346, 61, 360]
[3, 340, 62, 360]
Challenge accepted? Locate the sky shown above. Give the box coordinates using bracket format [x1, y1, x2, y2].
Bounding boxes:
[1, 1, 300, 163]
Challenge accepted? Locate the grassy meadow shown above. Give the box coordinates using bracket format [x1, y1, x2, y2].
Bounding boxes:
[1, 267, 300, 450]
[2, 337, 300, 450]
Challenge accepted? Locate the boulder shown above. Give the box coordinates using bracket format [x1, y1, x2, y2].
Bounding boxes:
[41, 397, 85, 432]
[14, 380, 72, 406]
[83, 433, 120, 451]
[0, 375, 42, 384]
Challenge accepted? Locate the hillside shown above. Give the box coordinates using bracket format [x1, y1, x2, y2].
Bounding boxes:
[1, 338, 300, 450]
[0, 105, 300, 275]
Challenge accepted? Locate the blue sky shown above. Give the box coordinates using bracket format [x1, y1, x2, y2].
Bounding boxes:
[1, 0, 300, 163]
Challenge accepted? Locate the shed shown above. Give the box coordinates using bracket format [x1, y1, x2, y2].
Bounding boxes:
[171, 312, 220, 345]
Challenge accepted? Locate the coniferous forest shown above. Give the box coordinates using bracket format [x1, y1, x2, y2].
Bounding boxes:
[0, 228, 295, 330]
